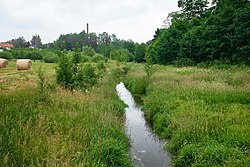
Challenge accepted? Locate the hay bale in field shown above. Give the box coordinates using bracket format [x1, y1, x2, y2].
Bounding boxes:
[0, 58, 8, 68]
[16, 59, 32, 70]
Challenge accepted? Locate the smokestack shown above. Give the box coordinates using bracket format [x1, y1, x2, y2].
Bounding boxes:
[87, 23, 89, 34]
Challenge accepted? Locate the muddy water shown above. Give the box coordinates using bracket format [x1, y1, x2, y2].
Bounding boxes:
[116, 82, 171, 167]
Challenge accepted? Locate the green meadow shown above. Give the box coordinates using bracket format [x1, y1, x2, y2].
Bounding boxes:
[125, 64, 250, 166]
[1, 61, 250, 166]
[0, 61, 132, 166]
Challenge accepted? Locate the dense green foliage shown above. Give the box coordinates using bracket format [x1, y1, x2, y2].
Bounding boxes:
[50, 31, 147, 62]
[0, 49, 59, 62]
[83, 46, 96, 57]
[25, 50, 43, 60]
[92, 54, 106, 63]
[110, 49, 134, 62]
[0, 51, 14, 59]
[134, 43, 147, 63]
[56, 50, 99, 91]
[125, 64, 250, 166]
[6, 28, 148, 63]
[56, 52, 73, 89]
[149, 0, 250, 66]
[43, 52, 59, 63]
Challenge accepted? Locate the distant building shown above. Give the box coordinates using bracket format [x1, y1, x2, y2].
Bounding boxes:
[0, 42, 14, 50]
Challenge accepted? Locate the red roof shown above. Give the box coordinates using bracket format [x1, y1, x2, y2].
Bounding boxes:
[0, 42, 14, 48]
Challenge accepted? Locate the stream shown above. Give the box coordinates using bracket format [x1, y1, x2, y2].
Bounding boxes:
[116, 82, 171, 167]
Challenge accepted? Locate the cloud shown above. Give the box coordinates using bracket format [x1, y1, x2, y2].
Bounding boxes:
[0, 0, 179, 43]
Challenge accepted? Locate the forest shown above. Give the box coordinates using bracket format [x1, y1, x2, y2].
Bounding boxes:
[148, 0, 250, 66]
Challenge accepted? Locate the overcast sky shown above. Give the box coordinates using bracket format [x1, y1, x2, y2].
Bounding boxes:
[0, 0, 179, 44]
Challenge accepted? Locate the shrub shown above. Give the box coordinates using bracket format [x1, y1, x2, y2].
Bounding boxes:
[144, 54, 155, 79]
[43, 52, 59, 63]
[74, 63, 97, 90]
[83, 46, 95, 57]
[173, 58, 196, 67]
[92, 54, 106, 63]
[211, 60, 232, 70]
[197, 61, 210, 68]
[56, 53, 73, 89]
[82, 63, 97, 88]
[82, 55, 91, 62]
[111, 68, 127, 81]
[9, 49, 27, 59]
[110, 49, 133, 62]
[37, 66, 50, 102]
[26, 50, 43, 60]
[0, 51, 14, 59]
[56, 51, 98, 91]
[96, 62, 107, 78]
[97, 62, 106, 71]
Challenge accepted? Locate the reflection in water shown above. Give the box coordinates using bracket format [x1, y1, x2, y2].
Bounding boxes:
[116, 82, 171, 167]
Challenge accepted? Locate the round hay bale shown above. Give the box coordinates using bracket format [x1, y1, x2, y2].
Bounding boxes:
[16, 59, 32, 70]
[0, 58, 8, 68]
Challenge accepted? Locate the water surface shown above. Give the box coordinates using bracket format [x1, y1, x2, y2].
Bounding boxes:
[116, 82, 171, 167]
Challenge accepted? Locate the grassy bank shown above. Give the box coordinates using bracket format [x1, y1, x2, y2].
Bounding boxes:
[125, 64, 250, 166]
[0, 62, 132, 166]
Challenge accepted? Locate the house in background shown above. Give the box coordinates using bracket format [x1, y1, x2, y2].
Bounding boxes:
[0, 42, 14, 50]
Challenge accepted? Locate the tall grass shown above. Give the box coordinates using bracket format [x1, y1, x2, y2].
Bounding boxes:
[125, 64, 250, 166]
[0, 62, 132, 166]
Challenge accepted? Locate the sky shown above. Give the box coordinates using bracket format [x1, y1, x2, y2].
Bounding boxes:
[0, 0, 179, 44]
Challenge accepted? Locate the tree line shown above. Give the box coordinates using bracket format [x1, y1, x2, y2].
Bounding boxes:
[6, 31, 148, 63]
[50, 31, 148, 63]
[5, 0, 249, 66]
[148, 0, 250, 66]
[8, 35, 42, 49]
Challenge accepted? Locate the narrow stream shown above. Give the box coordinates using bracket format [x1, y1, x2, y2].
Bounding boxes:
[116, 82, 171, 167]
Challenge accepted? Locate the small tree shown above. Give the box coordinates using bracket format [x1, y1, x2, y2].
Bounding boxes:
[82, 64, 97, 89]
[74, 63, 97, 90]
[110, 49, 133, 62]
[144, 51, 155, 79]
[56, 53, 73, 89]
[43, 52, 59, 63]
[134, 43, 147, 63]
[92, 54, 106, 63]
[37, 66, 49, 102]
[72, 51, 82, 75]
[56, 50, 98, 91]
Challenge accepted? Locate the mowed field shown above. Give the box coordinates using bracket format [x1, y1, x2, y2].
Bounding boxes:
[0, 61, 55, 92]
[0, 61, 132, 166]
[125, 64, 250, 166]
